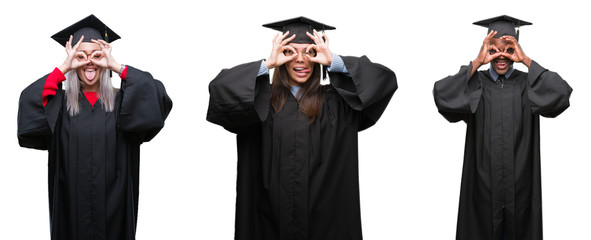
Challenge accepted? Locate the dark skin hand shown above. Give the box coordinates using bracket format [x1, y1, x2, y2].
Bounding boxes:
[471, 31, 532, 78]
[471, 30, 502, 78]
[498, 35, 532, 68]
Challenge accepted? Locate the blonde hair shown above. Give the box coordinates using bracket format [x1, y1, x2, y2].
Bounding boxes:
[64, 69, 115, 116]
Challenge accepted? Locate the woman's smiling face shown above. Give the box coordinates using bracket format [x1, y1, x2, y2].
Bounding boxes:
[75, 42, 103, 91]
[284, 43, 315, 86]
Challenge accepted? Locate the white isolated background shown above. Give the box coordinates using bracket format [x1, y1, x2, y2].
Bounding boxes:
[0, 0, 589, 239]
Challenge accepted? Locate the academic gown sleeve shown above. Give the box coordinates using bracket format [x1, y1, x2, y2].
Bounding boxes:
[433, 62, 481, 123]
[329, 55, 398, 131]
[17, 69, 65, 150]
[117, 66, 173, 143]
[527, 60, 572, 117]
[207, 60, 270, 133]
[433, 61, 572, 122]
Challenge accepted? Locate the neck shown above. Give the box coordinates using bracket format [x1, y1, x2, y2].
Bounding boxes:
[489, 65, 515, 80]
[81, 84, 99, 92]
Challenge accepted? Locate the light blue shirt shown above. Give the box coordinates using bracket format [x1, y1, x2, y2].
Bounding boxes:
[258, 60, 269, 76]
[326, 54, 349, 76]
[290, 85, 302, 98]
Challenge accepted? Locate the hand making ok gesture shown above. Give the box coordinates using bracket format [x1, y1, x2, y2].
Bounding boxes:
[265, 31, 298, 69]
[305, 29, 332, 66]
[474, 30, 503, 68]
[471, 30, 503, 77]
[58, 35, 90, 74]
[499, 35, 532, 68]
[89, 39, 123, 74]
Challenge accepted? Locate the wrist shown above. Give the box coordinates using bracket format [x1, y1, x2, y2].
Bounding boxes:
[118, 64, 126, 75]
[522, 56, 532, 68]
[472, 58, 482, 69]
[58, 64, 70, 74]
[264, 60, 274, 70]
[110, 61, 121, 73]
[470, 59, 482, 78]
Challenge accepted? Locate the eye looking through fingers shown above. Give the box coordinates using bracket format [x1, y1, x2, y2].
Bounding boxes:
[90, 51, 103, 61]
[75, 51, 103, 62]
[76, 52, 87, 62]
[283, 49, 317, 57]
[309, 49, 317, 57]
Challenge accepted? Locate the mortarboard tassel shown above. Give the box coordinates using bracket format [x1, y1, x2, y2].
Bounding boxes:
[105, 28, 113, 78]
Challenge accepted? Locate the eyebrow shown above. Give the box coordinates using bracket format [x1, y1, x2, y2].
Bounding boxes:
[288, 44, 310, 52]
[79, 49, 101, 54]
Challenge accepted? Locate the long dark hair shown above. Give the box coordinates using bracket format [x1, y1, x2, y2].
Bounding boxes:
[270, 63, 323, 123]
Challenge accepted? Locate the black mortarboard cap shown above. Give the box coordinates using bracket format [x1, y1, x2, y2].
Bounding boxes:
[263, 16, 335, 44]
[51, 14, 120, 47]
[473, 15, 532, 40]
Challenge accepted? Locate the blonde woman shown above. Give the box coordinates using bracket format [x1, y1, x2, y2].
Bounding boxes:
[17, 15, 172, 240]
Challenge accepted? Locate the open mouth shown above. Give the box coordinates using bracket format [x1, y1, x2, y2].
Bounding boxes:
[494, 59, 511, 70]
[84, 68, 97, 81]
[293, 67, 310, 77]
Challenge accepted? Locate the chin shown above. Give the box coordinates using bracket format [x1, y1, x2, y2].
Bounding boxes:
[77, 68, 103, 89]
[286, 64, 314, 86]
[493, 66, 512, 75]
[287, 73, 311, 86]
[491, 61, 513, 76]
[291, 78, 309, 86]
[493, 69, 508, 75]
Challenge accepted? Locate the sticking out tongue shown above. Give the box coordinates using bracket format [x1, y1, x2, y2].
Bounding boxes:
[295, 68, 310, 73]
[85, 69, 97, 81]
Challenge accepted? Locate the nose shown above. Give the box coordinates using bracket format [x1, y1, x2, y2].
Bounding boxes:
[295, 52, 305, 62]
[494, 53, 507, 60]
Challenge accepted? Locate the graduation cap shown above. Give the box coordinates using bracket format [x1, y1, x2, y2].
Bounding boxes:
[51, 14, 120, 47]
[263, 16, 336, 44]
[473, 15, 532, 40]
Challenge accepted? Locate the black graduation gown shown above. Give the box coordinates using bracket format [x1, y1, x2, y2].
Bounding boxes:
[17, 66, 172, 240]
[207, 56, 397, 240]
[433, 61, 572, 240]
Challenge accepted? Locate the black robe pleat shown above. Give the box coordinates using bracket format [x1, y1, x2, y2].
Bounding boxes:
[17, 66, 172, 240]
[207, 56, 397, 240]
[433, 61, 572, 240]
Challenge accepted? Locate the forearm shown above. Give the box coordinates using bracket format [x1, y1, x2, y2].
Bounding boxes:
[470, 58, 482, 79]
[434, 62, 481, 116]
[118, 66, 172, 134]
[330, 56, 397, 110]
[43, 68, 67, 107]
[521, 56, 532, 68]
[207, 60, 270, 131]
[327, 54, 350, 76]
[119, 65, 128, 80]
[527, 60, 572, 117]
